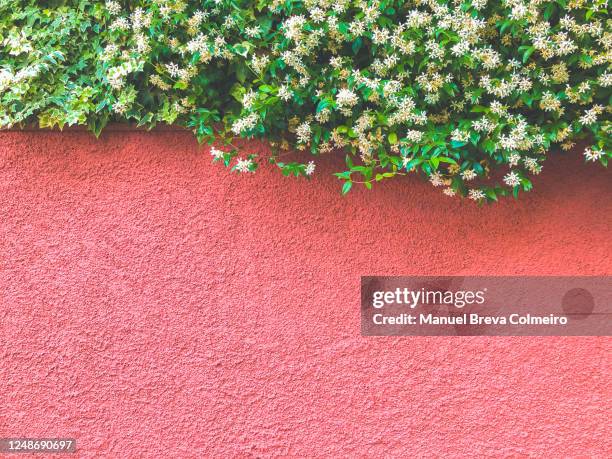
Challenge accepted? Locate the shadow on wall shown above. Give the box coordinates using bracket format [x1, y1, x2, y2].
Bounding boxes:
[1, 130, 611, 277]
[1, 129, 608, 206]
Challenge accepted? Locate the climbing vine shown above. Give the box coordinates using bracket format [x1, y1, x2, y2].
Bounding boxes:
[1, 0, 610, 201]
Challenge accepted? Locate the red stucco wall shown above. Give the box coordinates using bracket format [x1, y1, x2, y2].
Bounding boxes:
[1, 130, 610, 457]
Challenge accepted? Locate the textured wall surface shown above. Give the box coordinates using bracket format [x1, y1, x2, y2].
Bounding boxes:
[0, 131, 610, 458]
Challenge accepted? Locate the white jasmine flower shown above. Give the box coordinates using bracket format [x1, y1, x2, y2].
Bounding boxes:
[451, 129, 469, 142]
[523, 157, 538, 169]
[540, 92, 562, 112]
[316, 108, 330, 123]
[451, 41, 470, 57]
[310, 8, 326, 23]
[461, 169, 477, 181]
[242, 90, 256, 109]
[561, 141, 575, 151]
[598, 72, 612, 87]
[245, 26, 261, 38]
[468, 189, 486, 201]
[296, 122, 311, 143]
[305, 161, 316, 175]
[210, 147, 224, 160]
[503, 171, 521, 187]
[330, 57, 343, 69]
[110, 17, 130, 31]
[235, 158, 253, 173]
[101, 44, 118, 61]
[349, 19, 366, 36]
[508, 153, 521, 167]
[0, 69, 14, 91]
[131, 8, 151, 30]
[383, 80, 401, 96]
[579, 105, 604, 125]
[336, 88, 359, 110]
[523, 157, 542, 174]
[405, 130, 423, 143]
[490, 101, 507, 116]
[510, 3, 528, 21]
[231, 113, 259, 134]
[251, 54, 269, 74]
[106, 0, 121, 15]
[165, 63, 181, 78]
[372, 28, 390, 45]
[583, 147, 603, 162]
[107, 61, 138, 89]
[429, 172, 444, 187]
[278, 85, 293, 102]
[112, 100, 128, 114]
[284, 15, 306, 41]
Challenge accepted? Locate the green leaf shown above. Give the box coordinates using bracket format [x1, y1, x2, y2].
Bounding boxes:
[316, 98, 332, 113]
[522, 46, 536, 63]
[404, 158, 422, 171]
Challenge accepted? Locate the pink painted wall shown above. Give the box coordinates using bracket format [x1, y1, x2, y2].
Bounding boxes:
[0, 130, 610, 457]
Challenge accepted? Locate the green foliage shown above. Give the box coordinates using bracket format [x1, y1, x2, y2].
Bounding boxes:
[1, 0, 610, 202]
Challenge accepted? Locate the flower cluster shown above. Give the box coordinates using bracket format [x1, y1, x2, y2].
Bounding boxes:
[1, 0, 610, 202]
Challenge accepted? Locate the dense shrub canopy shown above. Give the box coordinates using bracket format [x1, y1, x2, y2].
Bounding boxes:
[1, 0, 610, 201]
